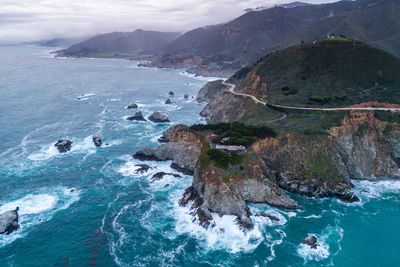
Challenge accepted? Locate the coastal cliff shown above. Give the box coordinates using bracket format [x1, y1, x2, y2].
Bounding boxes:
[134, 38, 400, 229]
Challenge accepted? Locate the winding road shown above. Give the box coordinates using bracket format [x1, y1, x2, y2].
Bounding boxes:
[222, 81, 400, 113]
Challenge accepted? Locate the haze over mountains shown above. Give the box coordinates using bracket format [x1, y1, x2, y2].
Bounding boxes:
[57, 0, 400, 76]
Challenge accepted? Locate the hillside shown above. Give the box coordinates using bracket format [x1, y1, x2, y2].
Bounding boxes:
[154, 0, 400, 75]
[230, 37, 400, 108]
[56, 30, 180, 59]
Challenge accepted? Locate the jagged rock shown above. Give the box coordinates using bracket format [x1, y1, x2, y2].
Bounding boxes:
[135, 164, 151, 174]
[168, 91, 174, 96]
[126, 111, 146, 121]
[93, 133, 102, 147]
[54, 140, 73, 153]
[165, 99, 172, 104]
[302, 235, 318, 249]
[170, 163, 194, 175]
[148, 112, 170, 123]
[133, 129, 202, 172]
[0, 207, 19, 235]
[255, 213, 279, 221]
[197, 80, 228, 103]
[151, 172, 181, 182]
[184, 94, 189, 99]
[126, 103, 138, 109]
[158, 124, 186, 143]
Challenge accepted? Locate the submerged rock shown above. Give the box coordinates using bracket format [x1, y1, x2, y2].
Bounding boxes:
[148, 112, 170, 123]
[151, 172, 181, 182]
[165, 99, 172, 104]
[255, 213, 279, 221]
[126, 103, 138, 109]
[54, 139, 73, 153]
[92, 132, 102, 147]
[0, 207, 19, 235]
[302, 235, 318, 249]
[184, 93, 189, 99]
[126, 111, 146, 121]
[135, 164, 151, 174]
[168, 91, 174, 96]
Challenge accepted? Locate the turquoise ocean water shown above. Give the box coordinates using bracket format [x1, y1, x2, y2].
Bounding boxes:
[0, 45, 399, 266]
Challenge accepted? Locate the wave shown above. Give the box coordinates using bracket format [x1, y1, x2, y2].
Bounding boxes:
[76, 93, 96, 100]
[179, 71, 225, 82]
[0, 187, 81, 248]
[353, 179, 400, 198]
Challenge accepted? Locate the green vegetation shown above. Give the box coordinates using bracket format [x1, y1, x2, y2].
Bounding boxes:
[301, 151, 342, 183]
[190, 122, 277, 147]
[374, 111, 400, 123]
[233, 39, 400, 108]
[206, 149, 246, 170]
[281, 86, 298, 96]
[87, 50, 152, 59]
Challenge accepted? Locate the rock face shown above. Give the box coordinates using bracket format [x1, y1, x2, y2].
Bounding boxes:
[127, 111, 146, 121]
[196, 80, 228, 103]
[165, 99, 172, 104]
[126, 103, 138, 109]
[303, 235, 318, 249]
[93, 133, 102, 147]
[133, 128, 202, 173]
[0, 207, 19, 235]
[148, 112, 170, 123]
[200, 92, 254, 123]
[158, 124, 186, 143]
[54, 140, 73, 153]
[135, 164, 151, 174]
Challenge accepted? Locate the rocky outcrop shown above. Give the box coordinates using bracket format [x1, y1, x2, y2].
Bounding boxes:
[126, 103, 138, 109]
[148, 112, 170, 123]
[181, 152, 301, 229]
[0, 207, 19, 235]
[329, 111, 400, 180]
[127, 111, 146, 121]
[165, 99, 172, 104]
[93, 133, 102, 147]
[196, 80, 228, 103]
[54, 140, 73, 153]
[151, 172, 181, 182]
[135, 164, 151, 174]
[303, 235, 318, 249]
[184, 94, 189, 99]
[133, 128, 202, 173]
[158, 124, 186, 143]
[200, 92, 254, 123]
[168, 91, 174, 96]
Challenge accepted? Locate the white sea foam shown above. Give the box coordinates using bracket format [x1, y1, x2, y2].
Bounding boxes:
[0, 187, 81, 248]
[0, 194, 57, 215]
[76, 93, 95, 100]
[179, 71, 225, 82]
[28, 135, 98, 161]
[297, 241, 330, 262]
[303, 214, 322, 219]
[353, 179, 400, 198]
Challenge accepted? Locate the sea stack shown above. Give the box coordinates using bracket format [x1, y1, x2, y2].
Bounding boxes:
[126, 111, 146, 121]
[54, 140, 73, 153]
[0, 207, 19, 235]
[93, 132, 102, 147]
[126, 103, 138, 109]
[148, 111, 170, 123]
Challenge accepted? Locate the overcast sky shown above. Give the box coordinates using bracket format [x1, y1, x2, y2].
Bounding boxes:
[0, 0, 337, 43]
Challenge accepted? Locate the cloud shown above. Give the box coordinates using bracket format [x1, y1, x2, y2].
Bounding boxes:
[0, 0, 337, 42]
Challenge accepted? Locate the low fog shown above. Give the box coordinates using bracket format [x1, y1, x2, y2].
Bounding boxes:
[0, 0, 337, 43]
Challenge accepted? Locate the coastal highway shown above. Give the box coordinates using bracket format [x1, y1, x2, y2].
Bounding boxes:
[223, 81, 400, 113]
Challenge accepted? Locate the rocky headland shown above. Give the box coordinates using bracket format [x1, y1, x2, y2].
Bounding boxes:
[134, 38, 400, 229]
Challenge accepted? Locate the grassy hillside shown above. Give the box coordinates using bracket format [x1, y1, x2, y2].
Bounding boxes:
[230, 38, 400, 107]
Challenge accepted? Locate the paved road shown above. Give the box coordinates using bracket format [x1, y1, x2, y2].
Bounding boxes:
[206, 133, 216, 149]
[223, 81, 400, 113]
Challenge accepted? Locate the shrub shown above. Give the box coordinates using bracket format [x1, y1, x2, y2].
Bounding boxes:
[308, 96, 331, 104]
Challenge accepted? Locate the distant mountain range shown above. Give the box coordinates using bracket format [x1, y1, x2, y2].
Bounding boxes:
[57, 0, 400, 76]
[56, 30, 180, 59]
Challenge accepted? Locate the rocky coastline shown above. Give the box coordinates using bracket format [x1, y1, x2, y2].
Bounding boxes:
[133, 79, 400, 230]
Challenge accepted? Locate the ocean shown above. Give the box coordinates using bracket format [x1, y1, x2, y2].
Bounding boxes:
[0, 45, 399, 266]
